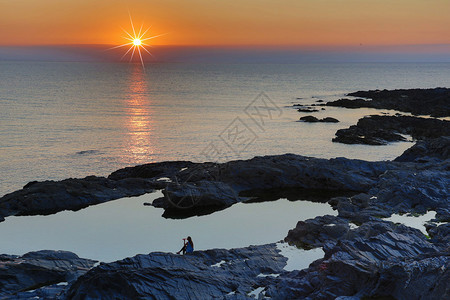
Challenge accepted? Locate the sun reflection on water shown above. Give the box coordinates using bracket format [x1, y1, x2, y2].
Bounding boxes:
[124, 65, 155, 164]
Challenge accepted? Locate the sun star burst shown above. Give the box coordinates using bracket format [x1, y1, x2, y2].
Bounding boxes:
[109, 13, 165, 69]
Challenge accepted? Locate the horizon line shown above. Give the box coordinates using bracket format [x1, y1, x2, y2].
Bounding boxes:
[1, 43, 450, 48]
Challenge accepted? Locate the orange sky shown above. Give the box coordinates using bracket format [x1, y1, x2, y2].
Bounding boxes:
[1, 0, 450, 46]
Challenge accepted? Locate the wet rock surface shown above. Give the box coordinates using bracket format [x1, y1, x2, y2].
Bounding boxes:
[332, 115, 450, 145]
[0, 250, 97, 299]
[66, 244, 287, 299]
[326, 87, 450, 117]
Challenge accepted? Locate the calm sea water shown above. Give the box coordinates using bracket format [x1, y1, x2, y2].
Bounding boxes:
[1, 61, 450, 261]
[2, 62, 450, 196]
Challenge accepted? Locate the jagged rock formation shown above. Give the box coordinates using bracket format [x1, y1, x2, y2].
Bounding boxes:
[276, 218, 449, 299]
[332, 115, 449, 145]
[326, 88, 450, 117]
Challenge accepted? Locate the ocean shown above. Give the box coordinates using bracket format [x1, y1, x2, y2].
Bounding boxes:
[1, 61, 449, 260]
[2, 61, 450, 196]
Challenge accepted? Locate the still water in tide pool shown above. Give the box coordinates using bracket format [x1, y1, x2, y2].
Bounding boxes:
[0, 191, 336, 262]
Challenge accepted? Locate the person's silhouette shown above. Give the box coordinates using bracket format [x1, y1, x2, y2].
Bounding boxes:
[177, 236, 194, 254]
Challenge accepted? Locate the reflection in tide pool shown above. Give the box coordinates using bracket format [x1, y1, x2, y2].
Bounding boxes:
[0, 191, 336, 262]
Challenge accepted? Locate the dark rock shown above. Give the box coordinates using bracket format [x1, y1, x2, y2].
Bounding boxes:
[299, 116, 339, 123]
[332, 115, 450, 145]
[0, 161, 202, 221]
[0, 250, 97, 299]
[274, 216, 448, 299]
[161, 180, 242, 209]
[321, 117, 339, 123]
[297, 107, 319, 112]
[428, 223, 450, 245]
[66, 244, 287, 299]
[394, 136, 450, 162]
[285, 215, 350, 249]
[299, 116, 319, 122]
[108, 161, 194, 181]
[369, 166, 450, 214]
[0, 176, 156, 220]
[75, 150, 99, 155]
[151, 154, 397, 217]
[327, 88, 450, 117]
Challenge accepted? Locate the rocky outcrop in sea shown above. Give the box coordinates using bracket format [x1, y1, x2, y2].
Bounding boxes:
[332, 115, 450, 145]
[326, 87, 450, 117]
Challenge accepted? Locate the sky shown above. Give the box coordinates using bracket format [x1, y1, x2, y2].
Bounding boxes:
[1, 0, 450, 47]
[1, 0, 449, 62]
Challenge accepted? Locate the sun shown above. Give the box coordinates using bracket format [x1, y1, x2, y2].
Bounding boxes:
[109, 14, 165, 69]
[133, 38, 141, 46]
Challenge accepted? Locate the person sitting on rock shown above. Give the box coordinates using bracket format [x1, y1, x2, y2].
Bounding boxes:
[177, 236, 194, 254]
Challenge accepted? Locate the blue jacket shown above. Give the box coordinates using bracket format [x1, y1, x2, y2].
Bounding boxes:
[186, 242, 193, 253]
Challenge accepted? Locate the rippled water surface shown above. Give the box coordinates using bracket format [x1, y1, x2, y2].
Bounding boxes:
[2, 62, 450, 195]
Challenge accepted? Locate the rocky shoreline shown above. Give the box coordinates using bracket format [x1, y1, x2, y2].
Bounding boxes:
[1, 88, 449, 299]
[0, 136, 448, 299]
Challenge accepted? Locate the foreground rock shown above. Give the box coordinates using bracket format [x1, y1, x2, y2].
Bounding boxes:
[66, 244, 287, 299]
[326, 87, 450, 117]
[332, 115, 450, 145]
[0, 250, 97, 299]
[278, 218, 449, 299]
[63, 216, 448, 299]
